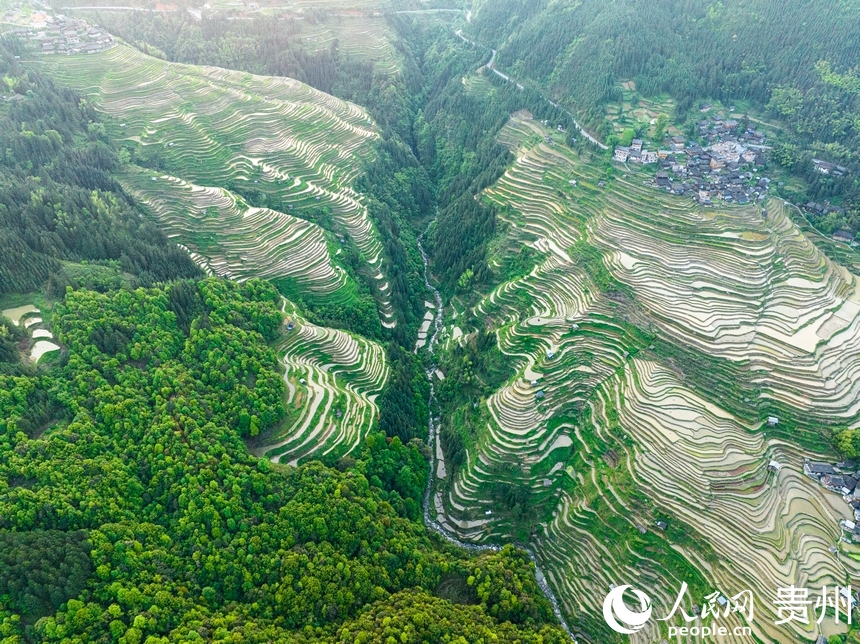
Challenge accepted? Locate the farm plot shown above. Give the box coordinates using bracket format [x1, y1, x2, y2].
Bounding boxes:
[432, 113, 860, 642]
[592, 180, 860, 423]
[603, 84, 679, 139]
[252, 311, 388, 465]
[437, 114, 648, 541]
[536, 358, 854, 643]
[33, 44, 396, 323]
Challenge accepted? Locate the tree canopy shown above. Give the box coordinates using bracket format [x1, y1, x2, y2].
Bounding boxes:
[0, 278, 565, 643]
[0, 40, 200, 296]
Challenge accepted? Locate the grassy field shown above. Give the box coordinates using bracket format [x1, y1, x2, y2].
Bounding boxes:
[432, 113, 860, 643]
[31, 43, 398, 324]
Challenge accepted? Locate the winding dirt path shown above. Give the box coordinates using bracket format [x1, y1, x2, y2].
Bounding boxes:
[453, 27, 605, 149]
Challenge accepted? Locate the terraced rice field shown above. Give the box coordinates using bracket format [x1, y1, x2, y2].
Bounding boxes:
[251, 305, 388, 464]
[433, 113, 860, 642]
[1, 305, 39, 326]
[2, 305, 62, 363]
[594, 180, 860, 422]
[30, 340, 60, 362]
[122, 170, 346, 293]
[536, 359, 852, 643]
[297, 16, 399, 75]
[32, 44, 396, 323]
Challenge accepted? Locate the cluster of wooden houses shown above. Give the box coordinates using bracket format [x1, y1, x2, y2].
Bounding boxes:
[650, 137, 768, 205]
[695, 114, 766, 146]
[10, 13, 115, 56]
[612, 116, 773, 205]
[612, 138, 658, 165]
[813, 158, 848, 177]
[804, 458, 860, 542]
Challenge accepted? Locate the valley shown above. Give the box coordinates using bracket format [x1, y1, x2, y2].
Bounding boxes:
[4, 1, 860, 642]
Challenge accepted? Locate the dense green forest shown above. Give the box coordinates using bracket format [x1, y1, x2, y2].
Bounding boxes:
[0, 40, 200, 295]
[470, 0, 860, 123]
[0, 278, 566, 643]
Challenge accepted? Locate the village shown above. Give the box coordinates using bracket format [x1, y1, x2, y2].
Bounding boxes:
[614, 113, 771, 206]
[3, 7, 116, 56]
[610, 110, 858, 252]
[803, 457, 860, 551]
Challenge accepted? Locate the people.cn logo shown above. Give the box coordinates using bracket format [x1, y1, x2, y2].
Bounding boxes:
[603, 585, 653, 635]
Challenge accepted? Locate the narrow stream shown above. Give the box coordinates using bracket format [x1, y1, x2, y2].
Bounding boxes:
[416, 229, 578, 643]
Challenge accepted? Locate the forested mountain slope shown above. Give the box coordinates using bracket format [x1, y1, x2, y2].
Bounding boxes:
[0, 45, 200, 295]
[469, 0, 860, 126]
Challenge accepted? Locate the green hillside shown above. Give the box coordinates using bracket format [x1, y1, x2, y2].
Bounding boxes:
[0, 44, 200, 297]
[0, 278, 567, 644]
